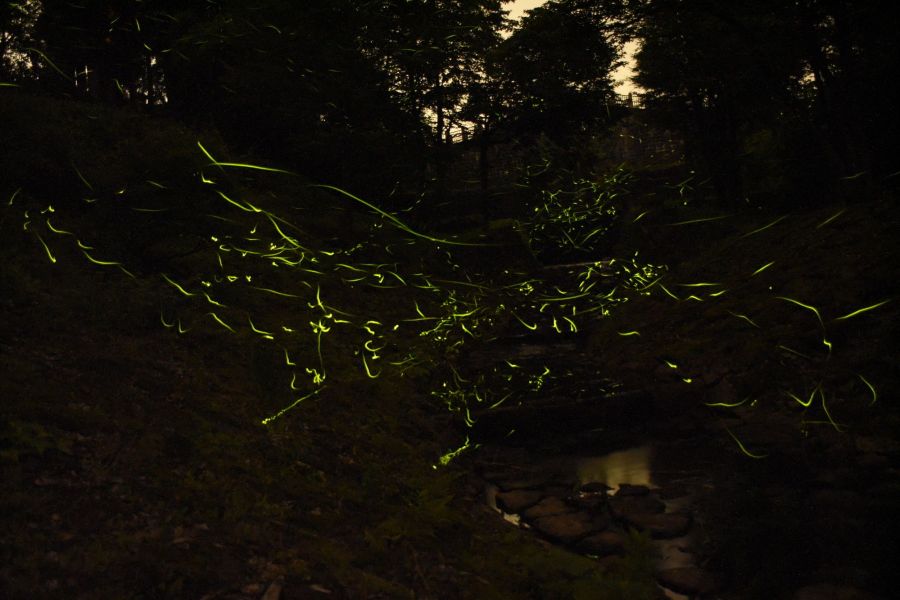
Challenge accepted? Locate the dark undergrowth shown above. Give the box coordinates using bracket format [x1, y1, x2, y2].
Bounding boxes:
[1, 90, 662, 599]
[2, 89, 898, 599]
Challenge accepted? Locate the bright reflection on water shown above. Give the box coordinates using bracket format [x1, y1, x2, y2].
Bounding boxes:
[576, 446, 653, 492]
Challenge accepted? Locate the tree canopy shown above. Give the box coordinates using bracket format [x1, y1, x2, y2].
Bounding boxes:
[2, 0, 897, 207]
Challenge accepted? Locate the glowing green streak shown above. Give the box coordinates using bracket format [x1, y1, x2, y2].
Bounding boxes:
[858, 375, 877, 405]
[160, 312, 175, 328]
[728, 311, 758, 328]
[385, 270, 406, 285]
[632, 210, 650, 223]
[450, 364, 469, 385]
[617, 330, 640, 337]
[46, 219, 72, 235]
[312, 184, 484, 246]
[364, 340, 384, 354]
[362, 353, 381, 378]
[816, 209, 845, 229]
[511, 312, 538, 331]
[82, 250, 133, 277]
[213, 162, 294, 174]
[537, 292, 589, 302]
[741, 215, 787, 238]
[776, 296, 823, 328]
[207, 312, 235, 333]
[35, 234, 56, 263]
[637, 276, 663, 292]
[25, 47, 72, 80]
[505, 360, 521, 369]
[197, 142, 223, 170]
[563, 316, 577, 332]
[198, 141, 295, 174]
[217, 191, 258, 213]
[663, 360, 678, 369]
[8, 187, 22, 205]
[261, 387, 323, 425]
[72, 165, 94, 191]
[489, 392, 513, 409]
[162, 274, 196, 297]
[0, 82, 20, 87]
[820, 389, 845, 432]
[785, 389, 814, 408]
[251, 286, 302, 297]
[437, 436, 473, 467]
[705, 398, 748, 408]
[752, 261, 775, 276]
[709, 289, 728, 298]
[677, 282, 720, 288]
[659, 284, 680, 301]
[335, 263, 366, 273]
[248, 317, 274, 340]
[667, 215, 729, 226]
[146, 180, 167, 189]
[834, 299, 890, 321]
[388, 355, 417, 367]
[431, 277, 492, 290]
[266, 213, 306, 249]
[284, 349, 296, 366]
[725, 427, 767, 459]
[778, 345, 812, 360]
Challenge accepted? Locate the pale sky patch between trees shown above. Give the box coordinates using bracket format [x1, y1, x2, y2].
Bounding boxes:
[507, 0, 639, 95]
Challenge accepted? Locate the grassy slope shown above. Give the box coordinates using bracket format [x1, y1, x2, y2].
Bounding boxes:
[590, 187, 900, 453]
[3, 89, 898, 599]
[0, 91, 661, 599]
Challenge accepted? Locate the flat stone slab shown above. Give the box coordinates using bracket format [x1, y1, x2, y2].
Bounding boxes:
[657, 566, 717, 596]
[615, 483, 651, 496]
[580, 481, 612, 493]
[495, 489, 543, 513]
[609, 494, 665, 519]
[628, 513, 692, 538]
[531, 511, 610, 544]
[570, 491, 606, 509]
[577, 530, 627, 556]
[522, 496, 574, 520]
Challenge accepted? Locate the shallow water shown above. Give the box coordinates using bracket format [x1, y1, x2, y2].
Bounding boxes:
[576, 445, 654, 492]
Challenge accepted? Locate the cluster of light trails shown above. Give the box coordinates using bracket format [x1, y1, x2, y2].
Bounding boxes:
[9, 143, 891, 463]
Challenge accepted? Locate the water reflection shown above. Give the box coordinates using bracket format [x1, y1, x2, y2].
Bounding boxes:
[576, 446, 653, 492]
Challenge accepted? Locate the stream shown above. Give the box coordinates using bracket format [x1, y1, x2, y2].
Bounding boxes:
[457, 300, 899, 599]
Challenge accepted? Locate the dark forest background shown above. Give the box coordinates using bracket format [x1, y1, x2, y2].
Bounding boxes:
[3, 4, 900, 598]
[3, 0, 898, 212]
